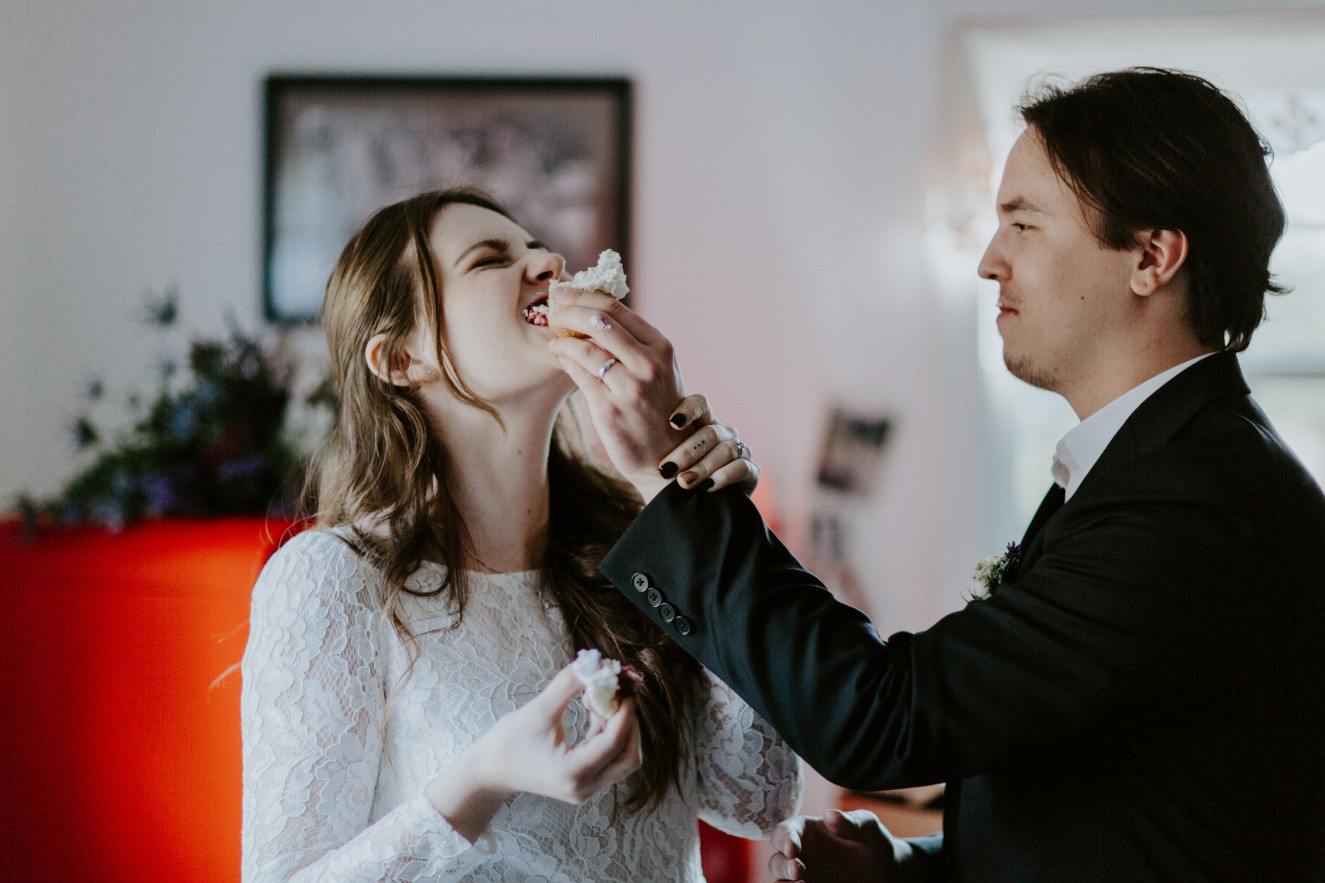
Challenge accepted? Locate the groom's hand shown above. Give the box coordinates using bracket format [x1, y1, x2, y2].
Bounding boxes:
[769, 809, 924, 882]
[547, 288, 683, 502]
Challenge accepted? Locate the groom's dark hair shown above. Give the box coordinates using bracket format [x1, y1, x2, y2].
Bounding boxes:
[1018, 67, 1287, 353]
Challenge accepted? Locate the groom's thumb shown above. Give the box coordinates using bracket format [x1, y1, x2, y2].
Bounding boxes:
[823, 808, 880, 841]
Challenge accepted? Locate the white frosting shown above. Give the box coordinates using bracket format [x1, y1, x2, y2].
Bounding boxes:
[571, 648, 624, 718]
[555, 249, 629, 300]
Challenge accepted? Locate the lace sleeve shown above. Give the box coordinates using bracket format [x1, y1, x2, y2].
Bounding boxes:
[690, 668, 804, 839]
[240, 531, 486, 882]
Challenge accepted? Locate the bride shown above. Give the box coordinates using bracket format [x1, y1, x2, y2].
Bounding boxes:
[240, 187, 802, 881]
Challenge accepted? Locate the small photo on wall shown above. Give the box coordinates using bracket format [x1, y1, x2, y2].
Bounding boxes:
[815, 407, 892, 496]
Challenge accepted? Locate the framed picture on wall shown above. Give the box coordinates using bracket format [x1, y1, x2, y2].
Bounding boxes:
[262, 75, 631, 323]
[815, 407, 892, 495]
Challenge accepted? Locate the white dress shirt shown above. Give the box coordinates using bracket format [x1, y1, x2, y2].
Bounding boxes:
[1052, 353, 1215, 500]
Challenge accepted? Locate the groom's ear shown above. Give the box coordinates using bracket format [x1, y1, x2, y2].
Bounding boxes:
[1130, 228, 1189, 298]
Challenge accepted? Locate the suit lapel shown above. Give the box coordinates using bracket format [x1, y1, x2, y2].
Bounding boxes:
[1021, 484, 1065, 546]
[1014, 354, 1248, 571]
[1018, 483, 1065, 564]
[1080, 352, 1250, 498]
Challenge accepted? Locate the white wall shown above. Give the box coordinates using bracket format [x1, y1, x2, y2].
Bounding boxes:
[2, 0, 957, 624]
[3, 0, 1319, 660]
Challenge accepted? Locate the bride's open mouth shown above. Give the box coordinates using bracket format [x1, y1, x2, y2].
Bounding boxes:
[523, 292, 550, 326]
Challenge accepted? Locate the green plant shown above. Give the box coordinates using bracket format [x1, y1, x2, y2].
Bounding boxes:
[18, 287, 333, 529]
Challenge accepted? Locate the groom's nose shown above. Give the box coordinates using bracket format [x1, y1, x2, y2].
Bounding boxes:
[978, 234, 1008, 282]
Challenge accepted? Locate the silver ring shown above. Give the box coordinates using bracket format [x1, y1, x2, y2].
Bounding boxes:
[597, 357, 618, 381]
[734, 441, 750, 459]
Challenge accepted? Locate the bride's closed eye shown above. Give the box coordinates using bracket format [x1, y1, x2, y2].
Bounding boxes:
[458, 236, 514, 271]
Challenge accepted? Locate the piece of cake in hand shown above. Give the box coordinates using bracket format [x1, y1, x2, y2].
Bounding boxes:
[571, 648, 643, 720]
[548, 249, 629, 338]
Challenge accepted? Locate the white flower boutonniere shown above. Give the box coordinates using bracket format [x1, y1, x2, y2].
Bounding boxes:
[969, 542, 1023, 601]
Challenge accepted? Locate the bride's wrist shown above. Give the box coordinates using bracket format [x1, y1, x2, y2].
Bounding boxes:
[426, 750, 513, 844]
[628, 471, 671, 505]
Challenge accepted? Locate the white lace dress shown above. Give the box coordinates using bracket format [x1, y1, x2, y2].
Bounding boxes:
[241, 528, 803, 882]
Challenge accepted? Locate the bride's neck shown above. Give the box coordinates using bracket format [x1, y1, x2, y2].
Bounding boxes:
[428, 397, 560, 573]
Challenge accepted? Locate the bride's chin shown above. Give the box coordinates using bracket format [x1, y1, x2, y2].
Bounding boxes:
[535, 356, 576, 390]
[545, 371, 578, 402]
[514, 368, 577, 408]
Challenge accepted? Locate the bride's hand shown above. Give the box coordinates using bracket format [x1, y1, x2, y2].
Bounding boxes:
[547, 290, 756, 500]
[427, 662, 640, 843]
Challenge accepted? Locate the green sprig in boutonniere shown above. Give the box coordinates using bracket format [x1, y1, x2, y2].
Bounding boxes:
[969, 542, 1023, 601]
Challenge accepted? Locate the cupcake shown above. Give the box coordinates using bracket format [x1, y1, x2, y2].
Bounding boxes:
[548, 249, 629, 338]
[570, 648, 643, 719]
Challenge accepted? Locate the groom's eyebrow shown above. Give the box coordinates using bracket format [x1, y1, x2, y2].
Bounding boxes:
[999, 196, 1046, 215]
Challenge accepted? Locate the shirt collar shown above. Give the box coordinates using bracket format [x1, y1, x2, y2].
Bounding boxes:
[1053, 353, 1215, 500]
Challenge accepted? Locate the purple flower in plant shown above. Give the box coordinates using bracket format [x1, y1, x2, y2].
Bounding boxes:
[140, 474, 178, 516]
[218, 455, 266, 481]
[90, 501, 126, 532]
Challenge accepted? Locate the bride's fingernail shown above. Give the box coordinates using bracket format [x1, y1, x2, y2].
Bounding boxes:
[670, 413, 687, 428]
[697, 478, 715, 493]
[659, 462, 679, 480]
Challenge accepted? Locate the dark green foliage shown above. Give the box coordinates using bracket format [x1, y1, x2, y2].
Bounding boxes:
[22, 289, 331, 529]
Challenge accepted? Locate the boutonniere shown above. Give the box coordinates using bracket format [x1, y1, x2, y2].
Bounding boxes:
[969, 542, 1023, 601]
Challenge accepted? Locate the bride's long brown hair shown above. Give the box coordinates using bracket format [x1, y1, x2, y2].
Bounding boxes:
[307, 187, 702, 811]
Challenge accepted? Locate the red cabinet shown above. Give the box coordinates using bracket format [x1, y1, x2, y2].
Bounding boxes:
[0, 518, 293, 881]
[0, 518, 752, 882]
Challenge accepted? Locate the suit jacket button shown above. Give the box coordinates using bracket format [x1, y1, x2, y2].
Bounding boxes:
[646, 587, 662, 608]
[659, 603, 676, 622]
[632, 573, 650, 593]
[674, 616, 693, 636]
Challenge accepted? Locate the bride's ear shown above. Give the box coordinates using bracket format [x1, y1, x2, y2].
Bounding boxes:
[365, 333, 432, 386]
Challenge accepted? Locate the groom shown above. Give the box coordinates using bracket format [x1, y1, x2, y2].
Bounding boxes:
[563, 68, 1325, 880]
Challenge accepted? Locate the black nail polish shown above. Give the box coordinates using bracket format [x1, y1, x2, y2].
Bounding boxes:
[659, 462, 679, 479]
[670, 413, 687, 428]
[696, 478, 715, 493]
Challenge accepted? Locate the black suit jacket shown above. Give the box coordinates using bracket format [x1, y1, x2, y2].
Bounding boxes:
[601, 353, 1325, 881]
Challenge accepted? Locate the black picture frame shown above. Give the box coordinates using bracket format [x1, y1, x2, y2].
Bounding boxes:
[262, 75, 631, 323]
[816, 407, 893, 495]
